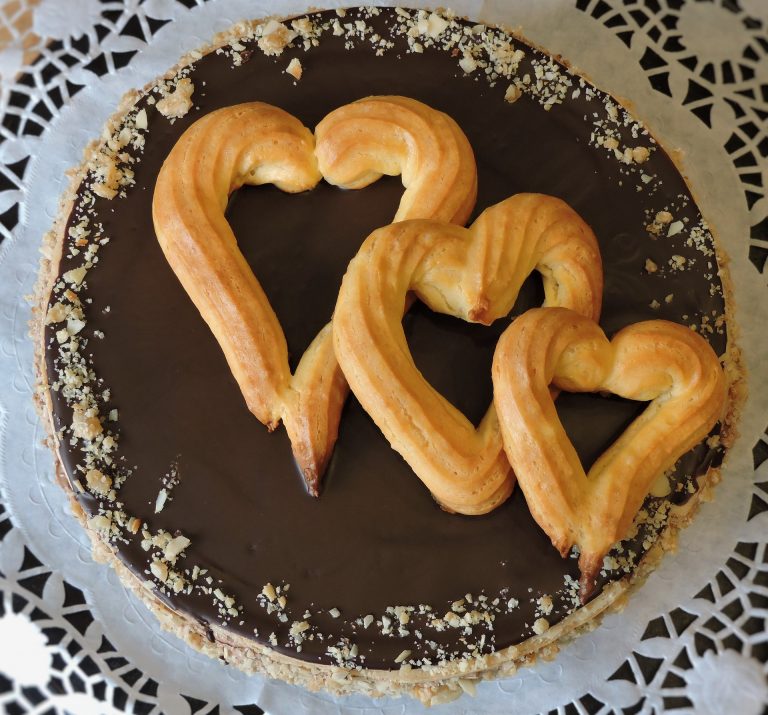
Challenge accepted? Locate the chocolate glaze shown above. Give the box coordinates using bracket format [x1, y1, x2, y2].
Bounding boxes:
[45, 8, 727, 669]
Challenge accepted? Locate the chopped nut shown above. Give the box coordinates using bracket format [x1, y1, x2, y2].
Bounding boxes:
[71, 402, 102, 441]
[63, 267, 87, 287]
[157, 78, 194, 119]
[504, 85, 522, 103]
[459, 54, 477, 73]
[394, 649, 412, 663]
[289, 620, 310, 640]
[258, 20, 296, 56]
[87, 514, 111, 534]
[154, 488, 168, 513]
[135, 108, 148, 130]
[285, 57, 303, 80]
[645, 258, 658, 273]
[85, 468, 112, 496]
[66, 317, 85, 335]
[46, 302, 69, 324]
[163, 535, 190, 561]
[425, 12, 448, 38]
[150, 560, 168, 582]
[537, 595, 553, 616]
[91, 154, 120, 199]
[262, 582, 277, 601]
[667, 220, 684, 237]
[532, 617, 550, 635]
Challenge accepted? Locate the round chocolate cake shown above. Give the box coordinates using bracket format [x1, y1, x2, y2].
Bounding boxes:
[35, 6, 736, 705]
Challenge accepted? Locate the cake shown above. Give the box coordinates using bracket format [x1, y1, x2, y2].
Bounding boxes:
[33, 7, 740, 705]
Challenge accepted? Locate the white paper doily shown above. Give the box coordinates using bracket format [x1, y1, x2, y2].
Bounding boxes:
[1, 1, 767, 714]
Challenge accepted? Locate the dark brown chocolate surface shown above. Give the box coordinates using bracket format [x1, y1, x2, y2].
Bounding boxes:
[45, 8, 726, 669]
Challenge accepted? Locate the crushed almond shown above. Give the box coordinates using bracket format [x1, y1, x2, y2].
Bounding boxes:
[156, 78, 195, 119]
[286, 57, 303, 80]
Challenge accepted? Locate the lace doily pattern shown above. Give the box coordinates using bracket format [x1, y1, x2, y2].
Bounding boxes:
[576, 0, 768, 282]
[0, 1, 766, 713]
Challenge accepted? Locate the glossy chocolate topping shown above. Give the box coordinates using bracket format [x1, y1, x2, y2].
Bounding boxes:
[45, 8, 727, 669]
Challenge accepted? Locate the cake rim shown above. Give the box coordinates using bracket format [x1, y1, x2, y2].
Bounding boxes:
[29, 6, 745, 706]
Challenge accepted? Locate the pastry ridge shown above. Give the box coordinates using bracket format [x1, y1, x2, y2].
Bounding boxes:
[333, 193, 603, 514]
[153, 97, 478, 493]
[316, 95, 477, 225]
[492, 307, 727, 594]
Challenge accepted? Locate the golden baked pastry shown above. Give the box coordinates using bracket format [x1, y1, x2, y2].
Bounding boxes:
[333, 193, 603, 515]
[492, 307, 727, 595]
[152, 97, 477, 493]
[316, 95, 477, 224]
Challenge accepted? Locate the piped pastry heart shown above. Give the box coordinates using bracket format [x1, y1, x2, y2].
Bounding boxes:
[152, 96, 477, 494]
[492, 307, 727, 596]
[333, 193, 603, 515]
